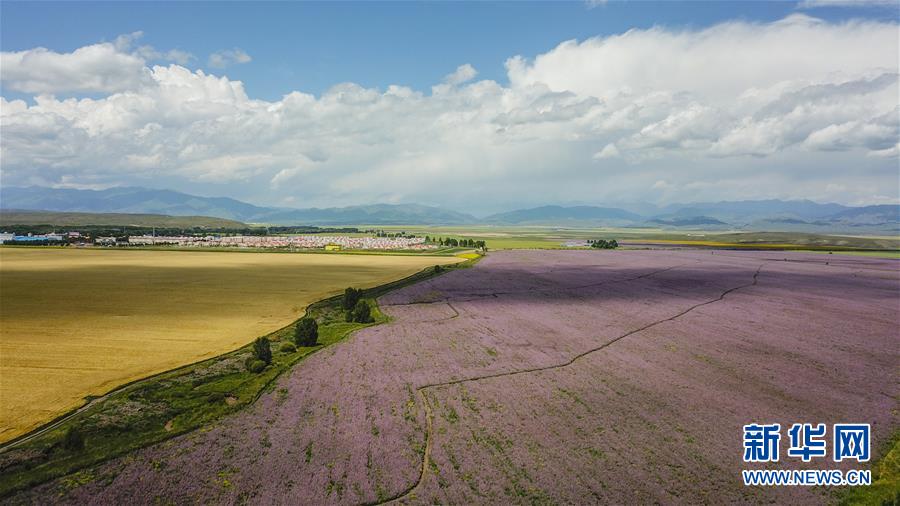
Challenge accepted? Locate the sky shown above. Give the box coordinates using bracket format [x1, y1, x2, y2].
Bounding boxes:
[1, 0, 898, 214]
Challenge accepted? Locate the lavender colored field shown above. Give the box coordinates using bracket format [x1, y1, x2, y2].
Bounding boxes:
[10, 250, 898, 504]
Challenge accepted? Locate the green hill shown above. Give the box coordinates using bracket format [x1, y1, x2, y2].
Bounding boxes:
[0, 210, 248, 229]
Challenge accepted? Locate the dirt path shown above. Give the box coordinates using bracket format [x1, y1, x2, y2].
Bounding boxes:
[374, 264, 763, 505]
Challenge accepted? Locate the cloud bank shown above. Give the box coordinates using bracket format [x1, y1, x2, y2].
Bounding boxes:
[1, 15, 897, 211]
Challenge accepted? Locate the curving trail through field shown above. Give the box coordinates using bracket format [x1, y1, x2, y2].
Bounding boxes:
[9, 249, 898, 505]
[374, 264, 763, 505]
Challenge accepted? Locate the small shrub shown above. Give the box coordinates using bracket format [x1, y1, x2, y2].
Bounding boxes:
[294, 317, 318, 347]
[62, 427, 84, 452]
[252, 337, 272, 365]
[207, 392, 226, 403]
[279, 342, 297, 353]
[247, 360, 266, 373]
[433, 265, 444, 274]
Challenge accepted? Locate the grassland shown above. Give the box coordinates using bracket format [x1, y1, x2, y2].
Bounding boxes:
[0, 247, 461, 443]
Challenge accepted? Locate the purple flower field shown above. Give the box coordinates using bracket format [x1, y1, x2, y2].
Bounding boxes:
[10, 250, 898, 505]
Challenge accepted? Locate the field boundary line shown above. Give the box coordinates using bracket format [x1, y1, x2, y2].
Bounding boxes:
[370, 263, 763, 505]
[381, 263, 689, 308]
[0, 255, 481, 454]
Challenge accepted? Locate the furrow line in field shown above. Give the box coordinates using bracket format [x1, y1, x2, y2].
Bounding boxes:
[369, 264, 763, 506]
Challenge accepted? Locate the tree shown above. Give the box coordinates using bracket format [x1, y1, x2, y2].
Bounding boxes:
[350, 300, 373, 323]
[294, 317, 318, 346]
[342, 287, 362, 310]
[62, 426, 84, 451]
[253, 336, 272, 365]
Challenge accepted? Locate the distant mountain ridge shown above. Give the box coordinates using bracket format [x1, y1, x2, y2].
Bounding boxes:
[0, 186, 476, 225]
[1, 186, 897, 232]
[0, 209, 247, 229]
[484, 205, 642, 226]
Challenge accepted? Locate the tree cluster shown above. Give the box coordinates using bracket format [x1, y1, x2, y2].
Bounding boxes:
[430, 237, 486, 249]
[346, 300, 373, 323]
[371, 229, 415, 238]
[589, 239, 619, 249]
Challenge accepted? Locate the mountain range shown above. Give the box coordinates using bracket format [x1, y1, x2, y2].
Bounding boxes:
[1, 186, 897, 232]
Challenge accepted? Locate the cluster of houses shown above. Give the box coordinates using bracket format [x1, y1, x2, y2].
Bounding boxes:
[0, 232, 80, 243]
[125, 234, 437, 250]
[1, 231, 441, 251]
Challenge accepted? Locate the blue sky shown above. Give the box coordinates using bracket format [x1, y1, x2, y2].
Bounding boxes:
[3, 1, 895, 100]
[1, 1, 898, 212]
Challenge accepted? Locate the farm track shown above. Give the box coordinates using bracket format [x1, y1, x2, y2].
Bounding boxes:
[371, 263, 763, 505]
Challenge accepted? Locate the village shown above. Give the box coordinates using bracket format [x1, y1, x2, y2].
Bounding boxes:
[0, 232, 439, 251]
[123, 234, 437, 250]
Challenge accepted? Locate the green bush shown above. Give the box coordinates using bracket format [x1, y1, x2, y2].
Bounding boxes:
[207, 392, 226, 403]
[294, 317, 318, 347]
[342, 287, 362, 310]
[279, 341, 297, 353]
[61, 427, 84, 452]
[247, 359, 266, 373]
[349, 300, 373, 323]
[252, 337, 272, 365]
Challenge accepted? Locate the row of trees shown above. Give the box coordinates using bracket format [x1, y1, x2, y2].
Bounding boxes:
[246, 317, 320, 373]
[589, 239, 619, 249]
[246, 286, 375, 374]
[371, 229, 416, 238]
[426, 237, 486, 250]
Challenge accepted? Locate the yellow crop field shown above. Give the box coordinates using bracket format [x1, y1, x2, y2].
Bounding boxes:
[0, 248, 461, 443]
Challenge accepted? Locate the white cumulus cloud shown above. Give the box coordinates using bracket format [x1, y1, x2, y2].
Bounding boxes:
[444, 64, 478, 85]
[0, 32, 194, 94]
[1, 16, 898, 211]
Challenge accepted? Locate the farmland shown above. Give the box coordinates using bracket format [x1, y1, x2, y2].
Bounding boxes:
[10, 249, 898, 504]
[0, 247, 461, 443]
[373, 225, 900, 254]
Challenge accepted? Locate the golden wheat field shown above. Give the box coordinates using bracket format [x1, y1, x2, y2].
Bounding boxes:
[0, 247, 461, 443]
